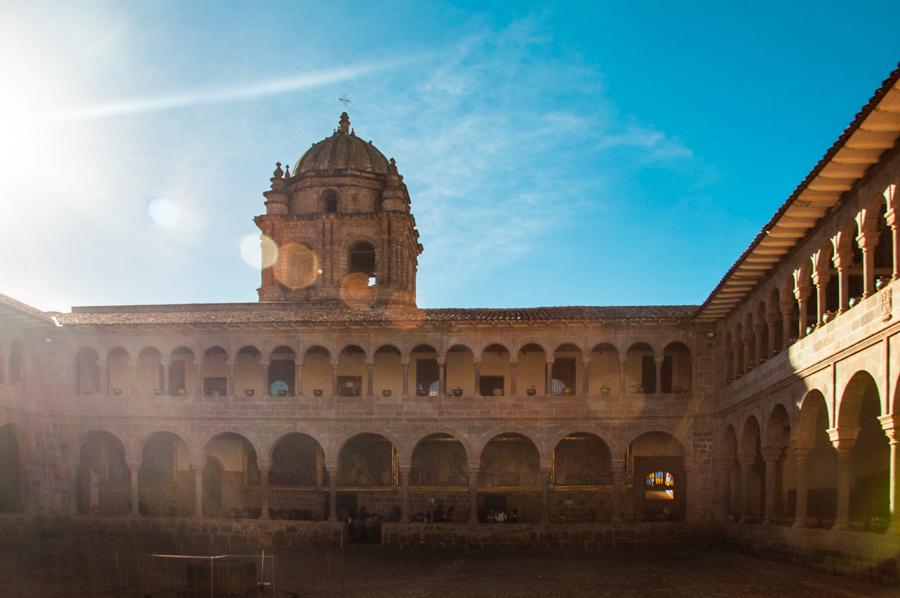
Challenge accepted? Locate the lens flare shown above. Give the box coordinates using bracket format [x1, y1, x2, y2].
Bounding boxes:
[273, 242, 318, 289]
[146, 197, 181, 227]
[240, 234, 278, 270]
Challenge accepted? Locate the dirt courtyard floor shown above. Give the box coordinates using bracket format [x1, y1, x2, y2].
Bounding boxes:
[283, 547, 896, 598]
[1, 545, 896, 597]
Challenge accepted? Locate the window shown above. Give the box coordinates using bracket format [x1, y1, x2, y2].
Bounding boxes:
[168, 361, 186, 395]
[323, 189, 338, 213]
[479, 375, 504, 396]
[551, 358, 576, 395]
[203, 377, 227, 396]
[640, 355, 656, 393]
[644, 470, 675, 501]
[348, 241, 376, 281]
[267, 360, 295, 396]
[337, 375, 362, 397]
[416, 358, 439, 396]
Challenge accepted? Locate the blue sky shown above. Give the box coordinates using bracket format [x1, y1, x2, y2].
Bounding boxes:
[0, 1, 897, 312]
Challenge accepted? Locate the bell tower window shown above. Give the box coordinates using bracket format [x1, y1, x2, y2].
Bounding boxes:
[323, 189, 338, 213]
[349, 241, 376, 286]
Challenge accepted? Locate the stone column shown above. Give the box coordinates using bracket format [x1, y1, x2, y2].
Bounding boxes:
[401, 362, 410, 397]
[545, 361, 552, 395]
[582, 358, 590, 395]
[193, 464, 203, 517]
[99, 359, 108, 395]
[742, 332, 754, 373]
[194, 360, 203, 397]
[468, 468, 479, 524]
[762, 447, 782, 524]
[366, 362, 375, 397]
[737, 452, 756, 522]
[439, 361, 447, 395]
[509, 362, 517, 395]
[327, 465, 338, 522]
[732, 340, 742, 378]
[611, 459, 624, 522]
[228, 360, 235, 396]
[473, 362, 481, 397]
[294, 360, 303, 396]
[857, 221, 877, 297]
[878, 415, 900, 534]
[161, 360, 170, 395]
[780, 299, 794, 346]
[618, 356, 626, 393]
[832, 243, 852, 313]
[811, 251, 831, 326]
[765, 316, 777, 357]
[128, 359, 137, 395]
[886, 215, 899, 280]
[260, 360, 270, 397]
[654, 356, 663, 393]
[540, 468, 551, 523]
[828, 427, 859, 531]
[331, 361, 339, 397]
[69, 460, 80, 514]
[129, 463, 140, 516]
[794, 288, 810, 338]
[259, 465, 270, 519]
[792, 446, 812, 528]
[399, 466, 410, 523]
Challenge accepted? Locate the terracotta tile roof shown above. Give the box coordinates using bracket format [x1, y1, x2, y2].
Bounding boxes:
[0, 293, 56, 326]
[55, 302, 697, 327]
[695, 62, 900, 322]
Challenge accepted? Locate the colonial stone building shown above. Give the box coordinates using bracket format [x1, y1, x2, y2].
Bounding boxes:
[0, 64, 899, 571]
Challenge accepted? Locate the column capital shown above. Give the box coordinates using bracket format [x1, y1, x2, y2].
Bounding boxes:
[761, 446, 784, 461]
[737, 451, 756, 467]
[609, 458, 626, 470]
[878, 414, 900, 441]
[827, 426, 859, 451]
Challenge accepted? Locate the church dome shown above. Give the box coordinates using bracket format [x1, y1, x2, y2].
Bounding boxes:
[293, 112, 391, 176]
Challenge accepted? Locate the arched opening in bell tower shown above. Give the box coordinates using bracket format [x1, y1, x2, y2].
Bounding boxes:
[348, 241, 376, 286]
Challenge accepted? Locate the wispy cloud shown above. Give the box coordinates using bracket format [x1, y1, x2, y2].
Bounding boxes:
[42, 61, 404, 122]
[353, 17, 695, 305]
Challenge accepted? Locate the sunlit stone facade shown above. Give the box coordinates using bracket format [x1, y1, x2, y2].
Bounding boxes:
[1, 67, 899, 576]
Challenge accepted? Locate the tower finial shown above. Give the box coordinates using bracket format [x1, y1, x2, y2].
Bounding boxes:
[339, 112, 350, 134]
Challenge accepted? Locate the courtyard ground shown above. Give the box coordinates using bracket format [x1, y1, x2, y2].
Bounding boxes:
[0, 544, 896, 597]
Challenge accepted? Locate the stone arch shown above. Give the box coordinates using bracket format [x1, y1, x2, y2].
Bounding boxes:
[624, 342, 656, 394]
[201, 346, 230, 396]
[661, 342, 692, 394]
[138, 431, 193, 516]
[550, 343, 582, 396]
[472, 427, 547, 467]
[106, 347, 131, 396]
[589, 342, 621, 394]
[234, 345, 263, 397]
[337, 344, 367, 396]
[409, 433, 469, 487]
[321, 188, 338, 213]
[797, 389, 829, 447]
[75, 346, 101, 395]
[268, 432, 326, 487]
[552, 432, 612, 486]
[373, 344, 402, 397]
[515, 343, 547, 396]
[765, 403, 792, 450]
[198, 428, 264, 468]
[336, 432, 398, 488]
[301, 345, 332, 396]
[135, 347, 163, 394]
[838, 370, 885, 429]
[479, 343, 511, 396]
[167, 346, 197, 396]
[402, 427, 472, 466]
[202, 431, 262, 518]
[445, 344, 475, 396]
[77, 430, 130, 514]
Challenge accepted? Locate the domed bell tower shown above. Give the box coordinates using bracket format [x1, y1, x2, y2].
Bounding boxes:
[255, 112, 422, 308]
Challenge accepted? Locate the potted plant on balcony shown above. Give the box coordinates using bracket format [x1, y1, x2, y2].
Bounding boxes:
[382, 389, 392, 397]
[452, 387, 463, 397]
[599, 384, 610, 395]
[154, 388, 164, 396]
[526, 386, 537, 396]
[112, 388, 122, 396]
[244, 388, 254, 397]
[313, 388, 324, 397]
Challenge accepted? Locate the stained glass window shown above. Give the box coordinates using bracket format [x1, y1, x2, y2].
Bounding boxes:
[644, 471, 675, 500]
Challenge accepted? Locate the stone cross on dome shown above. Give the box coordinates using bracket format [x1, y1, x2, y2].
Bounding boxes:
[338, 112, 350, 134]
